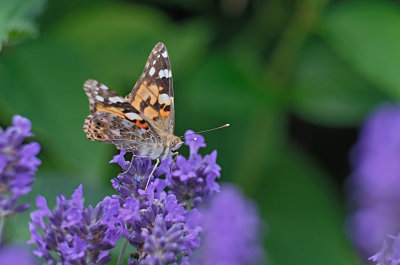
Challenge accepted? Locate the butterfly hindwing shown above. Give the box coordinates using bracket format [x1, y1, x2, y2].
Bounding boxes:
[83, 112, 160, 154]
[125, 42, 175, 135]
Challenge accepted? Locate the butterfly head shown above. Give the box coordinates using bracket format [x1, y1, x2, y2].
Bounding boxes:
[169, 136, 183, 152]
[160, 135, 183, 160]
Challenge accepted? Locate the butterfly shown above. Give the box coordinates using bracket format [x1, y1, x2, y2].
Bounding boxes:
[83, 42, 183, 166]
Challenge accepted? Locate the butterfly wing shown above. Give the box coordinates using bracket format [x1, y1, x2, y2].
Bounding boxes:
[125, 42, 175, 135]
[83, 79, 163, 156]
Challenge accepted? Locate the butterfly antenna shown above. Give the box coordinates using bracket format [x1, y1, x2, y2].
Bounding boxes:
[180, 124, 230, 139]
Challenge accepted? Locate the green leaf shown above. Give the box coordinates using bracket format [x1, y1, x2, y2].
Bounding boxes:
[0, 0, 46, 51]
[291, 39, 388, 127]
[322, 0, 400, 99]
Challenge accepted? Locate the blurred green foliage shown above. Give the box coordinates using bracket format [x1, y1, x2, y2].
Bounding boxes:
[0, 0, 45, 51]
[2, 0, 400, 264]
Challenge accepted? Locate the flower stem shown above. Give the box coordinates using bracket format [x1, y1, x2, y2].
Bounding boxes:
[117, 238, 129, 265]
[0, 215, 4, 245]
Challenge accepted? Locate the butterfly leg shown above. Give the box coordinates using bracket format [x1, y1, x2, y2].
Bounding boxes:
[169, 152, 179, 173]
[145, 158, 160, 191]
[121, 154, 136, 175]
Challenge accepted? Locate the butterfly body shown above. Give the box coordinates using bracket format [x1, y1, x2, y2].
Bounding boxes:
[83, 43, 183, 160]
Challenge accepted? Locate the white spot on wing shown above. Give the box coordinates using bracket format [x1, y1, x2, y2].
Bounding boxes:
[158, 69, 169, 78]
[149, 67, 155, 76]
[95, 95, 104, 102]
[100, 84, 108, 90]
[125, 112, 142, 120]
[162, 51, 168, 58]
[158, 93, 170, 104]
[109, 96, 124, 103]
[157, 55, 160, 58]
[153, 60, 156, 65]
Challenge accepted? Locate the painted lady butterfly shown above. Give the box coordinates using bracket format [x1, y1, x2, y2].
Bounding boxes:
[83, 43, 183, 163]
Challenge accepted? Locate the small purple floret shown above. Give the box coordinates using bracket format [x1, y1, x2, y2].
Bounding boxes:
[370, 233, 400, 265]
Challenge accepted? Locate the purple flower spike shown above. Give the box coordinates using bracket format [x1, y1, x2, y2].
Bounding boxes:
[0, 115, 41, 216]
[168, 131, 221, 207]
[109, 181, 201, 265]
[105, 143, 205, 264]
[348, 104, 400, 256]
[191, 184, 265, 265]
[139, 215, 186, 265]
[28, 185, 119, 265]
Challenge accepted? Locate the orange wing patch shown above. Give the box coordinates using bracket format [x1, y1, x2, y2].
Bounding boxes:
[134, 119, 149, 130]
[96, 105, 126, 119]
[160, 105, 170, 117]
[157, 93, 172, 118]
[129, 81, 173, 121]
[136, 81, 158, 104]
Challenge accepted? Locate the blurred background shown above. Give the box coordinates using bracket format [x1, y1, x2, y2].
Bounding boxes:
[2, 0, 400, 264]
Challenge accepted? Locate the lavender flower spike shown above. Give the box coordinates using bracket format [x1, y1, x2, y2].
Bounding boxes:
[348, 104, 400, 256]
[108, 148, 203, 265]
[28, 185, 119, 265]
[0, 115, 41, 216]
[191, 184, 265, 265]
[167, 130, 221, 207]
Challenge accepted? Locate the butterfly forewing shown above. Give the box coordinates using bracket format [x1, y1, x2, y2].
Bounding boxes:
[125, 42, 175, 135]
